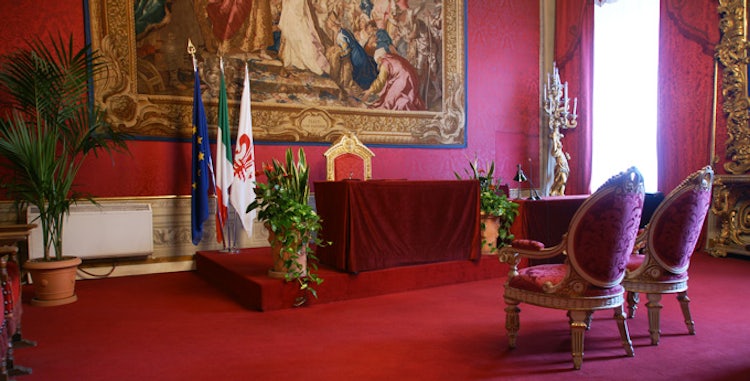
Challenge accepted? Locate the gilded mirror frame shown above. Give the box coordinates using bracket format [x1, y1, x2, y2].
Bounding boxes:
[717, 0, 750, 173]
[708, 0, 750, 257]
[86, 0, 466, 146]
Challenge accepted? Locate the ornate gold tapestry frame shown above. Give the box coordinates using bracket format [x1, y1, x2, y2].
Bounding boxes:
[87, 0, 466, 146]
[709, 0, 750, 257]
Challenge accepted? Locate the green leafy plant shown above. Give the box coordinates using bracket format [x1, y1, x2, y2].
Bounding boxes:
[455, 157, 519, 248]
[247, 148, 325, 299]
[0, 34, 129, 261]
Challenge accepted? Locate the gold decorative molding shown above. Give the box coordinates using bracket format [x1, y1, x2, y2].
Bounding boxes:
[707, 175, 750, 257]
[717, 0, 750, 174]
[87, 0, 466, 146]
[709, 1, 750, 257]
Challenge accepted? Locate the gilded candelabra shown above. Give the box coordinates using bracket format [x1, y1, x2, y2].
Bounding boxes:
[544, 63, 578, 196]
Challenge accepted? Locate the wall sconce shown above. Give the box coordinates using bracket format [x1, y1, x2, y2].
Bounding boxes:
[514, 163, 540, 200]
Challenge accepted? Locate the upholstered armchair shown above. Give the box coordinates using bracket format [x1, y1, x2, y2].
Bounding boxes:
[497, 167, 645, 370]
[0, 224, 37, 377]
[623, 166, 714, 345]
[0, 267, 6, 381]
[323, 133, 374, 181]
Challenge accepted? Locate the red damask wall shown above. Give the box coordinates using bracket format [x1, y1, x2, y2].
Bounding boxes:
[0, 0, 541, 198]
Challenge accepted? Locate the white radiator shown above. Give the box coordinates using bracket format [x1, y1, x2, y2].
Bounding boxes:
[26, 203, 153, 260]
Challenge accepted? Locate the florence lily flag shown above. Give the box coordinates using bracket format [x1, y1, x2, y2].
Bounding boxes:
[191, 67, 213, 245]
[230, 64, 257, 238]
[215, 59, 233, 244]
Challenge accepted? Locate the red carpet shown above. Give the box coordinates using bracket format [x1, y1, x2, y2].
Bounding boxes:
[13, 252, 750, 380]
[194, 248, 503, 311]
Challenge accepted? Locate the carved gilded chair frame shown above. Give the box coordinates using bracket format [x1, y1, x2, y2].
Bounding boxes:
[324, 134, 375, 181]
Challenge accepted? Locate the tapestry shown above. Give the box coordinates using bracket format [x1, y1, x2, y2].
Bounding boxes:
[88, 0, 466, 146]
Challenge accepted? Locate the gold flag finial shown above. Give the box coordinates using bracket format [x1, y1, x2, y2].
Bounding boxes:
[187, 38, 196, 55]
[187, 39, 197, 71]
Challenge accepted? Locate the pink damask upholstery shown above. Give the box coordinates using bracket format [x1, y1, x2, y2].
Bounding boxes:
[497, 167, 645, 370]
[623, 166, 714, 345]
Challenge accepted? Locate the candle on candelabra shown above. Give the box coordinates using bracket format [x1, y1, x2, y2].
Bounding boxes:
[573, 98, 577, 116]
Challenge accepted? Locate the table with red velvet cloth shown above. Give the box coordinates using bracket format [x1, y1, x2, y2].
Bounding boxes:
[510, 195, 589, 248]
[314, 180, 481, 273]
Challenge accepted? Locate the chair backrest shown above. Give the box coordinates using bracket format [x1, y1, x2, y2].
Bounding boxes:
[646, 166, 714, 274]
[324, 133, 375, 181]
[567, 167, 645, 288]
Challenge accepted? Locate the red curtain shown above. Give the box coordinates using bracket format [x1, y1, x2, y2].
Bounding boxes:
[657, 0, 720, 192]
[556, 0, 720, 194]
[554, 0, 594, 195]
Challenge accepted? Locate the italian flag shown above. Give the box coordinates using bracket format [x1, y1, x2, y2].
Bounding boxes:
[215, 59, 232, 245]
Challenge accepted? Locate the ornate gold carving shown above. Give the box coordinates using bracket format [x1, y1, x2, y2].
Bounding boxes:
[503, 286, 624, 310]
[717, 0, 750, 174]
[710, 1, 750, 256]
[707, 175, 750, 257]
[323, 133, 375, 181]
[87, 0, 466, 146]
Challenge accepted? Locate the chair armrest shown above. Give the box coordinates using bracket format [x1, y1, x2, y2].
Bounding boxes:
[498, 237, 567, 278]
[632, 227, 648, 254]
[510, 239, 545, 251]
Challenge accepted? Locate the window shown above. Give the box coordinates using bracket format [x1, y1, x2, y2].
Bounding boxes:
[591, 0, 660, 192]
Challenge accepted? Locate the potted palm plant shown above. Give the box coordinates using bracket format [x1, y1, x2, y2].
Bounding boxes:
[455, 158, 519, 254]
[0, 34, 129, 306]
[247, 148, 325, 301]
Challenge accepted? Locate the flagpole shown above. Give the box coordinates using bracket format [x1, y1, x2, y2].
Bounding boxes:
[189, 38, 222, 246]
[228, 204, 239, 253]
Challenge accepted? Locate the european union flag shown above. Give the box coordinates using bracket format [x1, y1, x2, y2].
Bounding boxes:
[191, 68, 212, 245]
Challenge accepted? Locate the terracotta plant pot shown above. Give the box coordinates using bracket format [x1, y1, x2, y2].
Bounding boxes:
[266, 228, 307, 279]
[24, 256, 82, 307]
[481, 214, 501, 255]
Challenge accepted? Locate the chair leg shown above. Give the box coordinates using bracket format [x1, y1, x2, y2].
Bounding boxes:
[626, 291, 639, 318]
[12, 332, 37, 349]
[646, 293, 663, 345]
[6, 342, 32, 377]
[566, 310, 592, 330]
[677, 291, 695, 335]
[585, 311, 593, 330]
[12, 306, 36, 349]
[614, 304, 634, 357]
[569, 310, 589, 370]
[504, 299, 520, 349]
